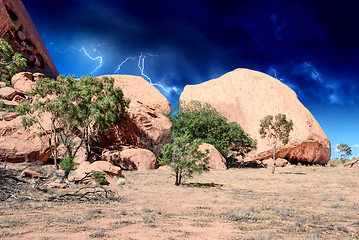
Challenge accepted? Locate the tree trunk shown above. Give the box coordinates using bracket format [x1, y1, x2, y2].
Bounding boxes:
[175, 170, 180, 186]
[272, 141, 276, 174]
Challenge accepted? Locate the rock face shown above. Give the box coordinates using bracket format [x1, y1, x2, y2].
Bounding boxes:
[95, 75, 172, 157]
[0, 0, 58, 78]
[102, 145, 158, 170]
[0, 117, 51, 163]
[180, 68, 331, 165]
[198, 143, 227, 170]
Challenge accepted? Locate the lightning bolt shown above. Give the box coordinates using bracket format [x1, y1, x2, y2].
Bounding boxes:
[81, 45, 103, 74]
[46, 43, 104, 74]
[268, 67, 284, 81]
[115, 56, 137, 73]
[114, 52, 178, 93]
[304, 62, 321, 82]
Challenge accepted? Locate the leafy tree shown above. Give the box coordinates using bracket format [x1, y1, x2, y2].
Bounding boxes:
[168, 101, 256, 159]
[259, 113, 293, 173]
[17, 75, 129, 169]
[160, 134, 209, 186]
[0, 38, 27, 85]
[337, 143, 352, 163]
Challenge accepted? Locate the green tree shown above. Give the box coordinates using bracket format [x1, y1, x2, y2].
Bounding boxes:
[17, 75, 129, 170]
[0, 38, 27, 85]
[259, 113, 293, 173]
[160, 134, 209, 186]
[336, 143, 352, 163]
[168, 101, 256, 159]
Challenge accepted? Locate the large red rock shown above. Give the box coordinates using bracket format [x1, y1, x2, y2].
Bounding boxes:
[180, 68, 331, 165]
[102, 145, 158, 170]
[95, 75, 172, 156]
[198, 143, 227, 170]
[0, 0, 58, 78]
[0, 117, 51, 163]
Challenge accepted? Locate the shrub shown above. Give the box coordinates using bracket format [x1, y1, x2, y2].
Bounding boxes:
[169, 101, 256, 158]
[60, 156, 76, 180]
[92, 173, 108, 185]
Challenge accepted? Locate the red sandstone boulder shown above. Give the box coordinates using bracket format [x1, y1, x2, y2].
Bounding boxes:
[102, 145, 158, 170]
[0, 87, 21, 100]
[95, 75, 172, 156]
[11, 72, 36, 92]
[0, 116, 51, 163]
[262, 158, 289, 168]
[20, 169, 44, 178]
[0, 0, 58, 78]
[198, 143, 227, 170]
[180, 68, 331, 165]
[70, 161, 122, 185]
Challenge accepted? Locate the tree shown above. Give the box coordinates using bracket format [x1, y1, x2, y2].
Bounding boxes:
[0, 38, 27, 85]
[17, 75, 129, 171]
[168, 101, 256, 159]
[337, 143, 352, 163]
[259, 114, 293, 173]
[160, 134, 209, 186]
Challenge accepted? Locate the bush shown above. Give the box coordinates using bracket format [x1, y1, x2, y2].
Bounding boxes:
[92, 173, 108, 185]
[169, 101, 256, 158]
[60, 156, 76, 180]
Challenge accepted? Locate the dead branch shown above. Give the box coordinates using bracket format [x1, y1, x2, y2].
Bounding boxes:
[46, 186, 119, 202]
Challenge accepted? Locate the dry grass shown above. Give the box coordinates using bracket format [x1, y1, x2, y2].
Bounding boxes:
[0, 166, 358, 239]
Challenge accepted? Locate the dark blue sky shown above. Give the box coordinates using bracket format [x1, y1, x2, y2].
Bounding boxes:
[22, 0, 359, 158]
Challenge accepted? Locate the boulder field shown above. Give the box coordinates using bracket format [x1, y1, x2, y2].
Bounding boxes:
[180, 68, 331, 165]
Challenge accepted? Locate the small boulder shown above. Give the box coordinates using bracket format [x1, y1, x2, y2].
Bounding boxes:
[262, 158, 289, 168]
[0, 82, 6, 88]
[344, 159, 359, 168]
[11, 72, 33, 86]
[20, 169, 44, 178]
[102, 145, 158, 170]
[0, 87, 21, 100]
[33, 73, 46, 82]
[238, 158, 263, 168]
[198, 143, 227, 170]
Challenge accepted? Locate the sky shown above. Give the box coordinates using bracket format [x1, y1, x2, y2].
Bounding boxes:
[22, 0, 359, 159]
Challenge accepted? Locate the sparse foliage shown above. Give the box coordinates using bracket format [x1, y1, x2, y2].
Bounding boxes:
[0, 38, 27, 85]
[60, 156, 76, 180]
[160, 134, 209, 186]
[17, 75, 130, 168]
[259, 113, 293, 173]
[168, 101, 256, 158]
[92, 173, 108, 185]
[336, 143, 352, 163]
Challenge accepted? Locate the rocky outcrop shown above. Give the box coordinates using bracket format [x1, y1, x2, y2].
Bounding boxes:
[198, 143, 227, 170]
[0, 117, 51, 163]
[180, 68, 331, 165]
[95, 75, 172, 157]
[102, 145, 158, 170]
[0, 0, 58, 78]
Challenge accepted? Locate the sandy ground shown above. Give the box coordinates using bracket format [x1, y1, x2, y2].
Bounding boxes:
[0, 166, 358, 240]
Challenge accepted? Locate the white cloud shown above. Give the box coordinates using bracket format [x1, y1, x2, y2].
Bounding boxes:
[351, 144, 359, 148]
